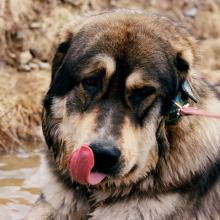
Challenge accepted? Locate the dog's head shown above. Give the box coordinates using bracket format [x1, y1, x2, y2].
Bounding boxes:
[42, 10, 196, 187]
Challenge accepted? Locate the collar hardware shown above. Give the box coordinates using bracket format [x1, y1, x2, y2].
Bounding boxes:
[182, 80, 198, 103]
[166, 80, 197, 125]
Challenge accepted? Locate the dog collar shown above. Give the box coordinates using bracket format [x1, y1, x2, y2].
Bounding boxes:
[166, 79, 220, 124]
[166, 80, 197, 125]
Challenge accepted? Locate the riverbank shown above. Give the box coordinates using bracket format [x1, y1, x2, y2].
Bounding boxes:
[0, 0, 220, 151]
[0, 66, 50, 152]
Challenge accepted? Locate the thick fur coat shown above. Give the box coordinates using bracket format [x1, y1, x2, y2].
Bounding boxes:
[26, 10, 220, 220]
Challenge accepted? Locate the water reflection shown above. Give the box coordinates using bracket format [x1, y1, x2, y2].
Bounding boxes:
[0, 150, 42, 220]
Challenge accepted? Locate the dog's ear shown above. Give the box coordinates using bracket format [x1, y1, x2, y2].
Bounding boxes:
[174, 50, 192, 73]
[51, 16, 86, 83]
[173, 38, 197, 78]
[51, 39, 71, 82]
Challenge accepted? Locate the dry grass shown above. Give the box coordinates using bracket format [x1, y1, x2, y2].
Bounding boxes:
[0, 67, 50, 152]
[0, 0, 220, 151]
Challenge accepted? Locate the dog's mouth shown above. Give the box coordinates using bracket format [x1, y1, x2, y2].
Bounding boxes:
[67, 144, 107, 185]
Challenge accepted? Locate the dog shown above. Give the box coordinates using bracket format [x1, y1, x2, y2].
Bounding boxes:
[26, 9, 220, 220]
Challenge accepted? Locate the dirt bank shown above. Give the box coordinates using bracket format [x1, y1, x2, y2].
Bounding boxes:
[0, 66, 50, 152]
[0, 0, 220, 151]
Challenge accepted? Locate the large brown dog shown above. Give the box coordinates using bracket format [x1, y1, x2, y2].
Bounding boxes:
[27, 10, 220, 220]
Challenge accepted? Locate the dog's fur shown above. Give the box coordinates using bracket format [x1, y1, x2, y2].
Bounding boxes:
[26, 10, 220, 220]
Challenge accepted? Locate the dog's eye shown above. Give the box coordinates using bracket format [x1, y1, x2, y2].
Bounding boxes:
[82, 73, 103, 93]
[129, 86, 156, 105]
[83, 77, 98, 88]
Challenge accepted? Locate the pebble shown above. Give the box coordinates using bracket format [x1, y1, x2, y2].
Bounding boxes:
[19, 64, 31, 72]
[29, 22, 41, 29]
[19, 51, 32, 65]
[9, 52, 16, 59]
[184, 8, 197, 17]
[14, 31, 24, 40]
[29, 62, 39, 70]
[39, 62, 50, 70]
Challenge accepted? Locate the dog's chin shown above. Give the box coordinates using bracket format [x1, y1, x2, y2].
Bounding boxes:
[92, 167, 153, 189]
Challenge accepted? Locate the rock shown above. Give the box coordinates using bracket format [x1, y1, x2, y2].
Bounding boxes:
[29, 22, 41, 29]
[29, 62, 39, 70]
[18, 64, 31, 72]
[184, 8, 197, 18]
[12, 31, 24, 40]
[38, 62, 50, 70]
[8, 52, 16, 59]
[19, 51, 32, 65]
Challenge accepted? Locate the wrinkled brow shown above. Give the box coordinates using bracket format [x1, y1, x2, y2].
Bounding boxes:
[126, 70, 159, 90]
[80, 54, 116, 79]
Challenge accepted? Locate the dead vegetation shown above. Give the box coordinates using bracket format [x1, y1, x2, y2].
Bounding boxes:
[0, 0, 220, 151]
[0, 66, 50, 151]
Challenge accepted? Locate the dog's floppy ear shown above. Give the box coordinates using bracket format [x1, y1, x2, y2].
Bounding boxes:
[173, 39, 196, 78]
[51, 39, 71, 82]
[51, 16, 86, 83]
[174, 50, 192, 73]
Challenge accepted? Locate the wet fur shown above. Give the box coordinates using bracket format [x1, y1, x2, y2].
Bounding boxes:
[26, 10, 220, 220]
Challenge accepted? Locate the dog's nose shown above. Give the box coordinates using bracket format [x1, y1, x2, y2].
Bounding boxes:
[89, 142, 121, 175]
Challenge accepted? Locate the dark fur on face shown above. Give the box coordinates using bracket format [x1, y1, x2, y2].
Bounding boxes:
[27, 10, 220, 220]
[43, 11, 194, 184]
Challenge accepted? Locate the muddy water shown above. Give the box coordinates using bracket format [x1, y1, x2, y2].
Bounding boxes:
[0, 149, 43, 220]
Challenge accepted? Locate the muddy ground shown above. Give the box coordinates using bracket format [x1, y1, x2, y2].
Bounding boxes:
[0, 0, 220, 151]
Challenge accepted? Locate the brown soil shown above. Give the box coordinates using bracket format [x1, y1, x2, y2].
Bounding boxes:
[0, 0, 220, 151]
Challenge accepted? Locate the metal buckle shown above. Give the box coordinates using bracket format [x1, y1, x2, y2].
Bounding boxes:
[166, 93, 188, 125]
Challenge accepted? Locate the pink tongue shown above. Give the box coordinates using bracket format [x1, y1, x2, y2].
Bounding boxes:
[67, 144, 106, 185]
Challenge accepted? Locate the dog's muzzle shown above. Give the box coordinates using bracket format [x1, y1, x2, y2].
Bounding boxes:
[67, 143, 121, 185]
